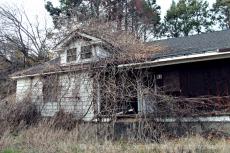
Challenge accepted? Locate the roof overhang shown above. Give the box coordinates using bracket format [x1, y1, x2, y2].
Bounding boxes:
[10, 68, 90, 80]
[11, 50, 230, 80]
[53, 31, 103, 52]
[118, 50, 230, 69]
[10, 62, 94, 80]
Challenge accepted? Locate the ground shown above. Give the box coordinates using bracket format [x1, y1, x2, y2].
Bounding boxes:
[0, 99, 229, 153]
[0, 124, 230, 153]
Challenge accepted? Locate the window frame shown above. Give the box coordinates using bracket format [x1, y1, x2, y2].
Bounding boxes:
[80, 45, 92, 60]
[67, 48, 77, 62]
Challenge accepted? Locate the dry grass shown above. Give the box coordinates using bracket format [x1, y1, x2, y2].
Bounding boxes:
[0, 96, 230, 153]
[0, 123, 230, 153]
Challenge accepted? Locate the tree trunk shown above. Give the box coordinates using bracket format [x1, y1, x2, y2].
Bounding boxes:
[125, 0, 128, 31]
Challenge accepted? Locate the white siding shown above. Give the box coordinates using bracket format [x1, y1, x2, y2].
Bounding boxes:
[16, 78, 32, 102]
[60, 50, 67, 64]
[59, 72, 94, 121]
[31, 77, 43, 104]
[41, 102, 59, 117]
[60, 39, 111, 65]
[95, 46, 110, 59]
[15, 72, 95, 121]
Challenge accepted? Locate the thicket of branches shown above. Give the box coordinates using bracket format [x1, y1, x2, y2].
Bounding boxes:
[0, 5, 52, 98]
[0, 0, 230, 141]
[0, 0, 229, 98]
[4, 23, 227, 141]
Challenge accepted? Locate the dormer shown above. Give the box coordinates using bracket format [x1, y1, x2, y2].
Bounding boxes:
[54, 32, 111, 65]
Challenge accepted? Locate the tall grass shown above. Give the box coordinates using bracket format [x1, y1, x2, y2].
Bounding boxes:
[0, 100, 229, 153]
[0, 123, 230, 153]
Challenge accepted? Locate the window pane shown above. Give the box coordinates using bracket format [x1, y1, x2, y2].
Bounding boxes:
[67, 48, 76, 62]
[81, 46, 92, 59]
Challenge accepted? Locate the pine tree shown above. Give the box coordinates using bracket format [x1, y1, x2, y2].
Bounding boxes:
[212, 0, 230, 29]
[162, 0, 213, 38]
[45, 0, 161, 40]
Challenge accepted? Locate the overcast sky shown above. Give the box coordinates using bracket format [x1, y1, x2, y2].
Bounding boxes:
[0, 0, 216, 28]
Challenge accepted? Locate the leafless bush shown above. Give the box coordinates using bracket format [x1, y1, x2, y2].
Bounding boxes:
[0, 97, 41, 136]
[6, 101, 40, 129]
[50, 109, 77, 130]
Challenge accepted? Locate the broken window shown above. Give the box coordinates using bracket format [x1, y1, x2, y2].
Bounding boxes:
[42, 75, 60, 103]
[67, 48, 77, 62]
[80, 45, 92, 59]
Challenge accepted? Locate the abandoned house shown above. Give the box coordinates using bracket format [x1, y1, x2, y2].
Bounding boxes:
[11, 29, 230, 123]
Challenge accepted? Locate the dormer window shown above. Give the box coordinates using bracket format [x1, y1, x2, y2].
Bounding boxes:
[67, 48, 76, 62]
[80, 46, 92, 59]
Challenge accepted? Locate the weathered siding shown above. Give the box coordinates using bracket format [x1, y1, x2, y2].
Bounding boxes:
[95, 46, 110, 59]
[142, 58, 230, 97]
[179, 59, 230, 97]
[16, 72, 95, 121]
[31, 77, 43, 104]
[16, 77, 44, 108]
[136, 59, 230, 116]
[58, 72, 94, 120]
[38, 72, 94, 121]
[16, 78, 32, 102]
[60, 50, 67, 64]
[60, 40, 110, 65]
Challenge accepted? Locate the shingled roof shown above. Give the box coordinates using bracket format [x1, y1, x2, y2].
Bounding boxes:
[11, 30, 230, 79]
[11, 58, 61, 78]
[10, 58, 95, 78]
[150, 29, 230, 59]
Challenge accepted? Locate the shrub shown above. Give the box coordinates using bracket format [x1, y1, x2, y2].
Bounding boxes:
[6, 101, 41, 128]
[51, 109, 77, 130]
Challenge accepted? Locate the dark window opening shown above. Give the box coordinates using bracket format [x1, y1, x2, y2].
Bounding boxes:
[123, 97, 138, 114]
[117, 74, 138, 115]
[42, 75, 59, 103]
[67, 48, 77, 62]
[81, 46, 92, 59]
[156, 74, 164, 90]
[143, 69, 181, 96]
[163, 71, 181, 96]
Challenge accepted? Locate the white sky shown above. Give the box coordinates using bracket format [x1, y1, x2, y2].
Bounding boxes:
[0, 0, 59, 28]
[0, 0, 216, 28]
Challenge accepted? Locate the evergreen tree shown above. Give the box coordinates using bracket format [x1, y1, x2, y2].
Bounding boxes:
[134, 0, 161, 40]
[162, 0, 213, 38]
[45, 0, 99, 28]
[212, 0, 230, 29]
[45, 0, 161, 40]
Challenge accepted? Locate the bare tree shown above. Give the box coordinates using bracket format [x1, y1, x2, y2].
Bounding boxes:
[0, 5, 53, 99]
[0, 5, 52, 68]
